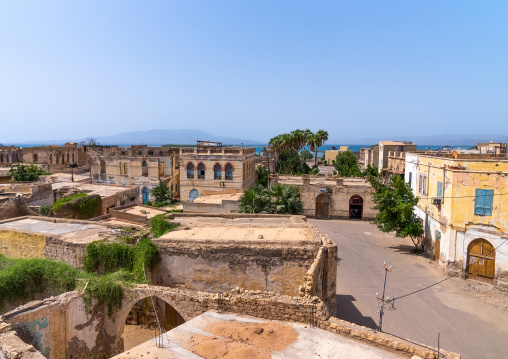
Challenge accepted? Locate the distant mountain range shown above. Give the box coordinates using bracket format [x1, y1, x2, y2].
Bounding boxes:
[4, 129, 265, 147]
[3, 129, 508, 147]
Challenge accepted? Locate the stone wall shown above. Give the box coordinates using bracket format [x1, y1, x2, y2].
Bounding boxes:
[153, 239, 319, 297]
[1, 286, 460, 359]
[99, 186, 140, 214]
[182, 199, 238, 213]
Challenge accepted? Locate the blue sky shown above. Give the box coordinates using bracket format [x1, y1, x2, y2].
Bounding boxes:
[1, 1, 507, 143]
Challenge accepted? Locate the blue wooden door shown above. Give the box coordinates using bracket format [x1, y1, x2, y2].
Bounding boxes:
[142, 187, 150, 204]
[189, 189, 199, 202]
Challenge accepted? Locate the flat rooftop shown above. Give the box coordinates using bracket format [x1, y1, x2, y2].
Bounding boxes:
[158, 215, 317, 244]
[0, 217, 121, 243]
[112, 311, 401, 359]
[192, 193, 242, 204]
[118, 205, 167, 219]
[41, 172, 90, 183]
[51, 182, 133, 197]
[278, 175, 371, 187]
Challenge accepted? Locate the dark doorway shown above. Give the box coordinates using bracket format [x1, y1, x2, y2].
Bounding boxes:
[349, 195, 363, 219]
[315, 193, 330, 219]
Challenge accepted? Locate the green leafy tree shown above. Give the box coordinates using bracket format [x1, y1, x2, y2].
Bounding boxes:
[369, 175, 424, 251]
[333, 151, 361, 177]
[8, 163, 50, 182]
[363, 165, 379, 178]
[151, 183, 172, 205]
[256, 166, 270, 187]
[300, 150, 313, 162]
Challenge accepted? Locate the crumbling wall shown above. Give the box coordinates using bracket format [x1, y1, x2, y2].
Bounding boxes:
[154, 240, 318, 296]
[0, 230, 47, 259]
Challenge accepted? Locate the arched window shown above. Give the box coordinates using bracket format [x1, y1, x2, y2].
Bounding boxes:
[142, 161, 148, 177]
[0, 154, 3, 162]
[138, 151, 142, 156]
[33, 154, 38, 162]
[214, 163, 222, 180]
[120, 162, 124, 175]
[225, 163, 233, 180]
[100, 160, 106, 174]
[187, 163, 194, 179]
[72, 153, 75, 163]
[148, 151, 154, 156]
[61, 153, 64, 164]
[159, 151, 163, 156]
[198, 163, 205, 179]
[124, 163, 128, 175]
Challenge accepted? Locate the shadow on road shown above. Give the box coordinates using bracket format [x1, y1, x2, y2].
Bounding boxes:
[336, 294, 377, 329]
[387, 244, 418, 256]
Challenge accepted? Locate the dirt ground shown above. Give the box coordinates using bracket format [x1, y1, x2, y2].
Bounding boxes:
[122, 325, 157, 351]
[187, 321, 298, 359]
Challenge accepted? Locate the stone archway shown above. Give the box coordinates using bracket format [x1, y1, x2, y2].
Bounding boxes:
[112, 292, 187, 354]
[349, 195, 363, 220]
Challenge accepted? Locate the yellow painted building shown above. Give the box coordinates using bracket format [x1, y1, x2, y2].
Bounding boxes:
[405, 152, 508, 288]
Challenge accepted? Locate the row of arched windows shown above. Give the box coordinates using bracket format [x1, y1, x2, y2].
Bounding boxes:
[100, 160, 149, 177]
[187, 163, 233, 180]
[0, 153, 18, 163]
[119, 162, 128, 175]
[48, 152, 74, 165]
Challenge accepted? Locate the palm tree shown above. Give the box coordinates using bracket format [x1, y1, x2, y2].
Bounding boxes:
[314, 130, 329, 164]
[238, 184, 272, 213]
[307, 133, 318, 166]
[269, 184, 304, 215]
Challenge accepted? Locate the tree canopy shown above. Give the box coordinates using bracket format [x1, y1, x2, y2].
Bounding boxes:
[268, 129, 328, 175]
[369, 175, 423, 250]
[332, 151, 361, 177]
[238, 184, 304, 215]
[150, 183, 173, 206]
[8, 163, 50, 182]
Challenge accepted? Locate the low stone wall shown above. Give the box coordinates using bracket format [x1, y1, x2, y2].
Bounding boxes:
[183, 199, 238, 213]
[1, 286, 460, 359]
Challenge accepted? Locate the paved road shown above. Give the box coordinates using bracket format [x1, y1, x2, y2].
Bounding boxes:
[311, 219, 508, 359]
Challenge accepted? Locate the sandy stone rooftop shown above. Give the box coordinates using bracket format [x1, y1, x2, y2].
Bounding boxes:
[0, 218, 120, 243]
[51, 182, 132, 196]
[192, 193, 242, 204]
[112, 312, 401, 359]
[119, 205, 167, 219]
[278, 175, 371, 187]
[158, 216, 317, 243]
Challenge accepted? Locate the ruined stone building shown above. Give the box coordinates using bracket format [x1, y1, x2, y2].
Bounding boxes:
[0, 143, 88, 173]
[406, 150, 508, 288]
[0, 146, 21, 166]
[89, 145, 180, 203]
[275, 174, 376, 220]
[254, 146, 278, 173]
[179, 142, 256, 202]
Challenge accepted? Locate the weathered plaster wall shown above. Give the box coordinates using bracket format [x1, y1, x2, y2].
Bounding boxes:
[153, 240, 319, 296]
[0, 230, 47, 259]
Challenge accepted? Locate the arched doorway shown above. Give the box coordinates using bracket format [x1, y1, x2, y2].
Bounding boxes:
[315, 193, 330, 219]
[189, 189, 199, 202]
[142, 187, 150, 204]
[349, 195, 363, 219]
[467, 238, 495, 283]
[120, 296, 185, 351]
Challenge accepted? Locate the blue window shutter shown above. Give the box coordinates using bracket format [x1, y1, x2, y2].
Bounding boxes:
[484, 189, 494, 216]
[437, 181, 442, 198]
[475, 189, 484, 215]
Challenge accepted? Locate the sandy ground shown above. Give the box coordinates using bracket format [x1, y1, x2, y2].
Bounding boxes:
[187, 321, 298, 359]
[122, 325, 157, 351]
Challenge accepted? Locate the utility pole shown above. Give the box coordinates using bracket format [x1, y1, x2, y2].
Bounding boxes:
[376, 262, 392, 332]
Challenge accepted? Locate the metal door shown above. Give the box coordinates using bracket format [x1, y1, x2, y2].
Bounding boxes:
[315, 193, 330, 219]
[435, 230, 441, 262]
[468, 239, 495, 282]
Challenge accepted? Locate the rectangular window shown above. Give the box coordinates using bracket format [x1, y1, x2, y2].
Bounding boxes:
[408, 172, 412, 185]
[474, 189, 493, 216]
[418, 174, 427, 195]
[437, 181, 443, 198]
[435, 229, 441, 240]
